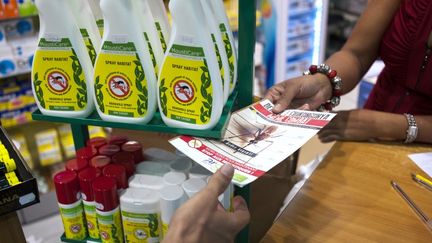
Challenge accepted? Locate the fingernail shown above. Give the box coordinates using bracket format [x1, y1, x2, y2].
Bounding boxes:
[220, 164, 234, 178]
[274, 104, 282, 112]
[233, 197, 248, 210]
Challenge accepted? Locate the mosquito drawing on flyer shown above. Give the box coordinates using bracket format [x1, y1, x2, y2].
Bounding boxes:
[224, 114, 284, 161]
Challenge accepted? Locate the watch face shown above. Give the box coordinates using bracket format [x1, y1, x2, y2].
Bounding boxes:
[408, 126, 418, 136]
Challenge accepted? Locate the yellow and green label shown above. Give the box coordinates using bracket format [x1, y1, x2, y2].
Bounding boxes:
[2, 158, 16, 172]
[97, 208, 124, 243]
[33, 38, 88, 112]
[211, 34, 225, 90]
[80, 28, 97, 65]
[161, 222, 168, 240]
[143, 32, 158, 79]
[59, 202, 87, 240]
[155, 22, 167, 52]
[83, 202, 100, 239]
[96, 19, 104, 37]
[219, 24, 235, 90]
[5, 171, 20, 186]
[94, 41, 149, 118]
[159, 44, 213, 125]
[121, 211, 161, 243]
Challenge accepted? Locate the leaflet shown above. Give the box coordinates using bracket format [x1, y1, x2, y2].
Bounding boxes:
[170, 99, 336, 187]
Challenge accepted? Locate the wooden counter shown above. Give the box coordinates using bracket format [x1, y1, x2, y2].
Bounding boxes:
[262, 141, 432, 243]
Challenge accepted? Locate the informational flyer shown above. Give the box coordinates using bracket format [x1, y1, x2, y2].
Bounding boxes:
[170, 99, 336, 187]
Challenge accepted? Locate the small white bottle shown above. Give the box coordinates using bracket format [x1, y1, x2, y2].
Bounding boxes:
[120, 188, 162, 242]
[158, 0, 224, 130]
[33, 0, 94, 118]
[207, 175, 233, 210]
[143, 147, 178, 163]
[129, 174, 165, 191]
[209, 0, 238, 94]
[200, 0, 230, 103]
[87, 0, 104, 37]
[159, 185, 186, 239]
[163, 171, 187, 186]
[136, 161, 171, 176]
[169, 157, 193, 177]
[182, 178, 207, 198]
[146, 0, 171, 53]
[223, 182, 234, 211]
[67, 0, 101, 66]
[189, 164, 211, 180]
[93, 0, 157, 124]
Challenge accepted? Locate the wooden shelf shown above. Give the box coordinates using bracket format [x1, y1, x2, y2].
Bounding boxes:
[32, 92, 237, 139]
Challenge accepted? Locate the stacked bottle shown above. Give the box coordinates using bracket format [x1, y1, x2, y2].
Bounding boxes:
[0, 141, 21, 189]
[32, 0, 237, 130]
[53, 135, 235, 242]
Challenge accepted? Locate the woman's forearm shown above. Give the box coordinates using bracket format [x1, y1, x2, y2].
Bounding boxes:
[374, 112, 432, 144]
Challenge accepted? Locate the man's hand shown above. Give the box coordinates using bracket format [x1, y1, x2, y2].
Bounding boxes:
[163, 164, 250, 243]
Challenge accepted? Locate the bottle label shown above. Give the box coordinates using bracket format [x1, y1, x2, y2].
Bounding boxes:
[161, 222, 168, 239]
[5, 172, 20, 186]
[83, 202, 100, 239]
[211, 34, 225, 90]
[219, 24, 235, 90]
[96, 19, 104, 37]
[143, 32, 159, 79]
[4, 158, 16, 172]
[121, 211, 161, 243]
[159, 44, 213, 125]
[155, 22, 167, 52]
[33, 38, 88, 111]
[93, 41, 149, 118]
[80, 29, 97, 65]
[59, 202, 87, 240]
[97, 208, 124, 243]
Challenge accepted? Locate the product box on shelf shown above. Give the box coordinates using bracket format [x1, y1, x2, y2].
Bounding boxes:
[0, 125, 39, 216]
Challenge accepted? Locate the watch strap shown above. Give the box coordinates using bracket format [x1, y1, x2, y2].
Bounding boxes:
[404, 113, 418, 143]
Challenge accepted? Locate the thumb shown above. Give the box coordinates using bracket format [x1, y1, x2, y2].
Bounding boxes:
[228, 196, 250, 232]
[206, 164, 234, 198]
[272, 82, 300, 113]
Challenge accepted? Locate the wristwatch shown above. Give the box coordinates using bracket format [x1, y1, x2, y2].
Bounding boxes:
[404, 113, 418, 143]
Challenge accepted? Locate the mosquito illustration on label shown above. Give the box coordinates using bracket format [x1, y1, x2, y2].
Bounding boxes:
[48, 71, 68, 92]
[109, 76, 130, 98]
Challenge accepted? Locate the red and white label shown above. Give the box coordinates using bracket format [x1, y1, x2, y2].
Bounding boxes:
[108, 75, 130, 98]
[48, 71, 68, 93]
[173, 80, 194, 103]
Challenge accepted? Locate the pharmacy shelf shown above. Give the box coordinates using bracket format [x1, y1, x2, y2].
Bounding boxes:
[0, 69, 31, 80]
[0, 14, 38, 22]
[41, 0, 255, 242]
[32, 92, 237, 140]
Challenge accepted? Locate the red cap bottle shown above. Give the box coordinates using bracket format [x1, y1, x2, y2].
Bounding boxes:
[98, 144, 120, 158]
[103, 164, 128, 190]
[78, 167, 101, 201]
[53, 171, 80, 205]
[86, 137, 107, 150]
[76, 146, 97, 161]
[111, 152, 135, 178]
[121, 141, 144, 163]
[90, 155, 111, 170]
[107, 135, 128, 146]
[92, 177, 118, 212]
[65, 158, 88, 173]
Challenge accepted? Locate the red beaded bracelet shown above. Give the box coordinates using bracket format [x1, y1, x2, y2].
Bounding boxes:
[303, 64, 342, 111]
